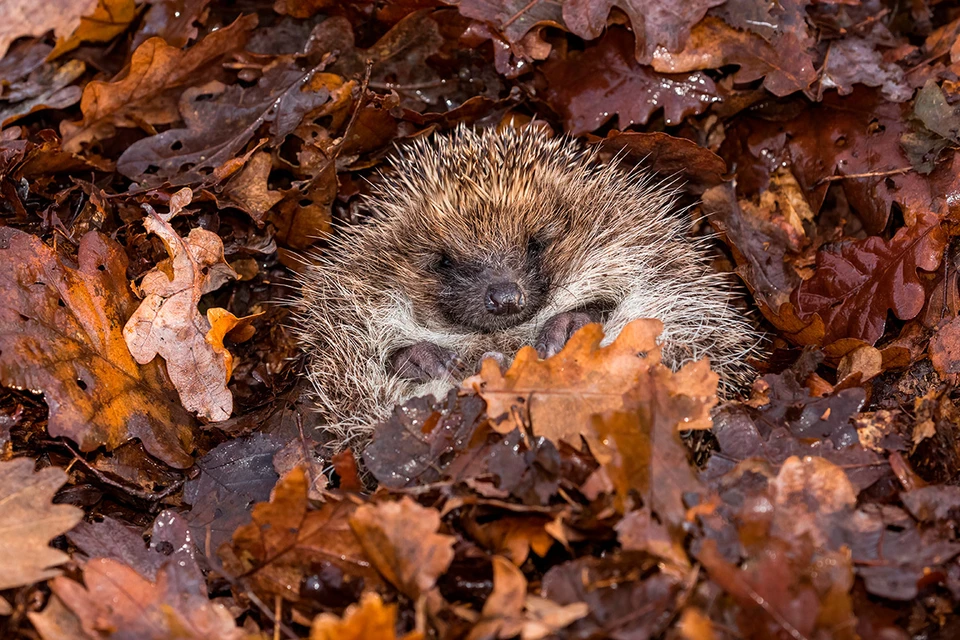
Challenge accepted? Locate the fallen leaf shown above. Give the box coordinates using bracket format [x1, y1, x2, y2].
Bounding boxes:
[349, 497, 456, 599]
[222, 467, 379, 603]
[222, 151, 282, 224]
[650, 16, 818, 97]
[0, 228, 195, 467]
[818, 37, 913, 103]
[465, 318, 717, 450]
[51, 558, 244, 640]
[0, 459, 82, 590]
[540, 28, 718, 135]
[561, 0, 724, 63]
[123, 188, 247, 421]
[310, 592, 423, 640]
[49, 0, 138, 59]
[592, 130, 727, 191]
[0, 59, 85, 127]
[0, 0, 97, 59]
[793, 211, 947, 348]
[132, 0, 212, 49]
[59, 14, 257, 153]
[117, 60, 343, 186]
[183, 433, 282, 559]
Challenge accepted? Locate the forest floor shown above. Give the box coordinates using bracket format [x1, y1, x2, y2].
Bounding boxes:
[2, 0, 960, 638]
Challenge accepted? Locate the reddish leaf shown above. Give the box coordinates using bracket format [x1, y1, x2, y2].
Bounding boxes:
[793, 211, 947, 348]
[540, 28, 718, 135]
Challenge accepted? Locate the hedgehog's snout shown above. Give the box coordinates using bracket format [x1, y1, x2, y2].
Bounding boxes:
[485, 282, 525, 316]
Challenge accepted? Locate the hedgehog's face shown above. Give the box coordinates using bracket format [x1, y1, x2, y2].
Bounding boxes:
[393, 224, 556, 333]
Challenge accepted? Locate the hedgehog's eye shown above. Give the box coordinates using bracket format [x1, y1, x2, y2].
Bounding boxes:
[527, 236, 547, 259]
[435, 252, 454, 270]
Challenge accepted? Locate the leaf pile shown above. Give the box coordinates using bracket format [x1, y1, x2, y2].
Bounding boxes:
[3, 0, 960, 638]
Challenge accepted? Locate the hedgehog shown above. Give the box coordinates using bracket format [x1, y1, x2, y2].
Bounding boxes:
[294, 125, 762, 446]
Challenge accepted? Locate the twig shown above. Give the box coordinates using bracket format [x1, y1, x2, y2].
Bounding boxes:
[816, 167, 912, 184]
[58, 439, 184, 504]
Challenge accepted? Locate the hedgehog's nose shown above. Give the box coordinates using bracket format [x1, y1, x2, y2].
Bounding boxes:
[485, 283, 525, 316]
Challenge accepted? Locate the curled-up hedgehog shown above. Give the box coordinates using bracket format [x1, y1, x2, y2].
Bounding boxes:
[294, 125, 762, 443]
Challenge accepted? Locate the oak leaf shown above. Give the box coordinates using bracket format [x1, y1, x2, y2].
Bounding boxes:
[59, 14, 257, 153]
[561, 0, 724, 63]
[540, 28, 718, 135]
[466, 318, 717, 448]
[123, 188, 252, 422]
[0, 227, 195, 467]
[117, 60, 343, 186]
[650, 16, 818, 97]
[222, 467, 380, 603]
[50, 558, 244, 640]
[792, 211, 946, 348]
[0, 459, 82, 590]
[0, 0, 97, 59]
[49, 0, 138, 59]
[310, 592, 423, 640]
[349, 497, 456, 600]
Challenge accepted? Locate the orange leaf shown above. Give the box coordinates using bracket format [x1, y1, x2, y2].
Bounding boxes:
[0, 228, 195, 467]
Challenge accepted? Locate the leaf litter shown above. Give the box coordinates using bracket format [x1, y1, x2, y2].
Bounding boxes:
[3, 0, 960, 639]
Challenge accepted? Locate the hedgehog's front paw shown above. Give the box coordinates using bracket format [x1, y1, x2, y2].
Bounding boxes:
[535, 311, 597, 359]
[390, 342, 462, 382]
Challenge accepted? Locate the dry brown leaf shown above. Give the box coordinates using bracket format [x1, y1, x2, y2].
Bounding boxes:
[0, 59, 85, 127]
[50, 558, 244, 640]
[465, 319, 718, 448]
[0, 228, 195, 467]
[49, 0, 137, 59]
[349, 496, 456, 599]
[468, 557, 589, 640]
[310, 592, 423, 640]
[222, 467, 380, 603]
[0, 459, 82, 590]
[223, 151, 282, 224]
[59, 14, 256, 153]
[123, 188, 251, 422]
[0, 0, 97, 59]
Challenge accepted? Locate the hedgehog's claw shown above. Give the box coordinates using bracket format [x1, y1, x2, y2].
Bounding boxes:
[535, 311, 597, 359]
[390, 342, 462, 382]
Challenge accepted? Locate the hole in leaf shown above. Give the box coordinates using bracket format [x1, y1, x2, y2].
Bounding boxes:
[299, 199, 312, 207]
[171, 140, 183, 151]
[58, 298, 65, 308]
[97, 264, 106, 271]
[76, 379, 88, 391]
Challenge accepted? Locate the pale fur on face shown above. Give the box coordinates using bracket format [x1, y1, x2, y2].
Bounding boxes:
[293, 125, 763, 449]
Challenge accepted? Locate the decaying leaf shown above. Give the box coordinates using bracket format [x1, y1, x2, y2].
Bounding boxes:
[0, 228, 195, 467]
[0, 459, 82, 590]
[793, 211, 946, 349]
[117, 61, 347, 186]
[0, 0, 97, 59]
[311, 592, 423, 640]
[540, 28, 718, 135]
[349, 497, 456, 599]
[123, 188, 252, 422]
[50, 558, 244, 640]
[59, 14, 257, 153]
[222, 467, 380, 603]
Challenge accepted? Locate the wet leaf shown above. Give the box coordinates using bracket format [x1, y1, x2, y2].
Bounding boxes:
[0, 228, 195, 467]
[0, 459, 82, 590]
[118, 60, 345, 187]
[540, 28, 718, 135]
[183, 433, 282, 558]
[49, 0, 138, 59]
[793, 211, 947, 348]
